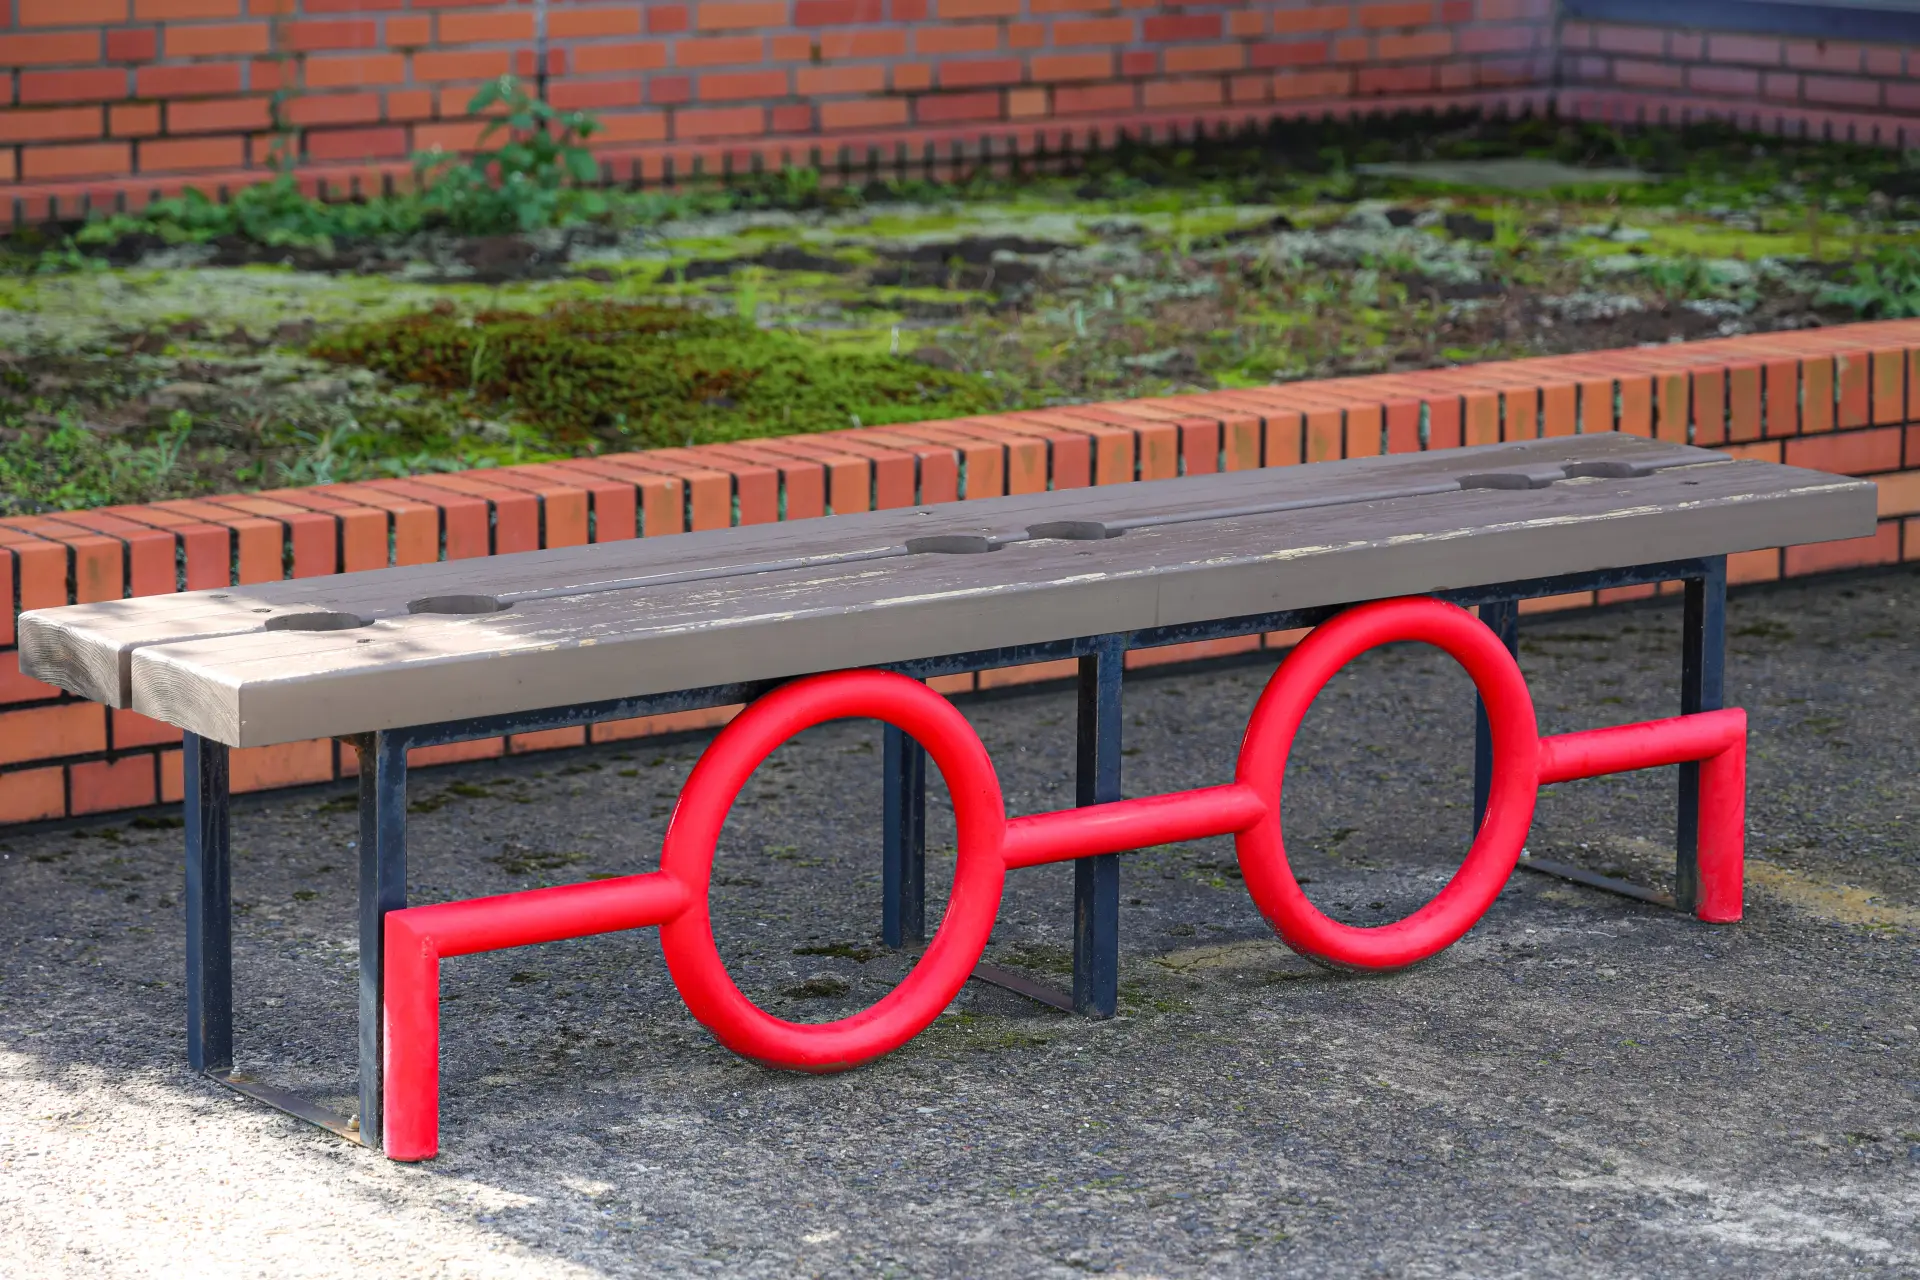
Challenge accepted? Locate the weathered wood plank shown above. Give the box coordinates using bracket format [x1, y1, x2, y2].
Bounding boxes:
[110, 456, 1871, 746]
[20, 436, 1711, 707]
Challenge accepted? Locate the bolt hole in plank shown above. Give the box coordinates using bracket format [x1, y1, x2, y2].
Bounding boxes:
[263, 611, 371, 632]
[905, 534, 998, 555]
[1458, 472, 1553, 491]
[408, 595, 510, 615]
[1562, 460, 1661, 479]
[1026, 520, 1119, 541]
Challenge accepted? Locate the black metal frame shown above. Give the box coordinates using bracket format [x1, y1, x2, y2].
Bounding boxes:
[182, 556, 1727, 1151]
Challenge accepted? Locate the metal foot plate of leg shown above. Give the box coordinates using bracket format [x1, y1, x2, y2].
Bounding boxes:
[1516, 855, 1676, 909]
[968, 962, 1075, 1012]
[207, 1070, 367, 1146]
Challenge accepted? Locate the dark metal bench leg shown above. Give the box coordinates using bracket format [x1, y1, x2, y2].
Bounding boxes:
[1074, 635, 1124, 1019]
[882, 724, 927, 948]
[1474, 599, 1520, 830]
[184, 732, 232, 1074]
[1676, 557, 1727, 914]
[358, 731, 409, 1150]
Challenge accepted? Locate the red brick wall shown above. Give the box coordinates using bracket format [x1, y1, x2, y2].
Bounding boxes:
[2, 0, 1558, 218]
[1558, 20, 1920, 146]
[3, 320, 1917, 826]
[10, 3, 1920, 215]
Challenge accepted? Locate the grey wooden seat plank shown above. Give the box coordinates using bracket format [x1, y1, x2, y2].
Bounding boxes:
[19, 436, 1715, 708]
[115, 458, 1872, 746]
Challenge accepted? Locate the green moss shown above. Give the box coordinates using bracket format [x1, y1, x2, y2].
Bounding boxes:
[309, 301, 1005, 450]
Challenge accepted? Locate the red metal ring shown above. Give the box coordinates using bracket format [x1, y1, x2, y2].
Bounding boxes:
[657, 670, 1007, 1071]
[1233, 597, 1540, 970]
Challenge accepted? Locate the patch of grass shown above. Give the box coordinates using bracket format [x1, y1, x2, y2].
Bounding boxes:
[1819, 246, 1920, 319]
[0, 409, 196, 517]
[999, 942, 1074, 975]
[11, 112, 1919, 275]
[64, 175, 427, 258]
[932, 1011, 1052, 1051]
[2, 113, 1907, 513]
[490, 843, 588, 876]
[793, 942, 881, 963]
[309, 301, 1006, 450]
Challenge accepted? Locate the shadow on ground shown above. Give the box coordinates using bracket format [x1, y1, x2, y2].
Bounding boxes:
[2, 568, 1916, 1278]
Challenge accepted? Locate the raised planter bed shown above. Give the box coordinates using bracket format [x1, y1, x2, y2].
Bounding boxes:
[0, 318, 1915, 827]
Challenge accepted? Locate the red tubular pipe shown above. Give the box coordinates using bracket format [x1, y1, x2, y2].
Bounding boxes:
[383, 913, 442, 1163]
[1696, 736, 1747, 924]
[1539, 708, 1747, 924]
[382, 871, 691, 1162]
[1232, 596, 1542, 971]
[378, 612, 1759, 1161]
[1538, 709, 1746, 783]
[401, 871, 692, 959]
[1001, 784, 1268, 869]
[654, 670, 1007, 1074]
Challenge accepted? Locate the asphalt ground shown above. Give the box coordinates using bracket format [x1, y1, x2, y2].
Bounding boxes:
[2, 567, 1916, 1279]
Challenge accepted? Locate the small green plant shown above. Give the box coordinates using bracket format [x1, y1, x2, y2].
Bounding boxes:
[147, 410, 195, 485]
[0, 411, 198, 515]
[32, 237, 108, 275]
[732, 266, 765, 324]
[414, 76, 607, 235]
[1818, 246, 1920, 318]
[68, 174, 422, 256]
[273, 420, 361, 487]
[1639, 255, 1719, 303]
[728, 165, 865, 213]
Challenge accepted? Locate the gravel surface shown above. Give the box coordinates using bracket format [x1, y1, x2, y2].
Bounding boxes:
[3, 568, 1916, 1278]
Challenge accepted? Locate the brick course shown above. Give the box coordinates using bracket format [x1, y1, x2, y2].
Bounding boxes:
[10, 2, 1907, 216]
[1, 319, 1915, 826]
[4, 0, 1565, 215]
[1559, 20, 1920, 144]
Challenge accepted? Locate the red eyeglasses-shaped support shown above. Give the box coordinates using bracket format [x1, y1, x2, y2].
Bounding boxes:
[382, 596, 1746, 1161]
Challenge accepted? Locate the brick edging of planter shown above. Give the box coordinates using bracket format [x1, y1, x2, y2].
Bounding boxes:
[2, 318, 1916, 825]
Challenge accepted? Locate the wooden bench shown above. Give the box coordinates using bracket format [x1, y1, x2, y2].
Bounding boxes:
[20, 435, 1876, 1159]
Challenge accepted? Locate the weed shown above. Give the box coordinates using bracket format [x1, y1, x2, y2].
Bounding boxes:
[71, 175, 423, 258]
[21, 113, 1920, 274]
[1639, 255, 1719, 303]
[1000, 942, 1074, 975]
[490, 843, 588, 876]
[793, 942, 880, 963]
[1819, 246, 1920, 318]
[0, 411, 196, 516]
[414, 76, 608, 235]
